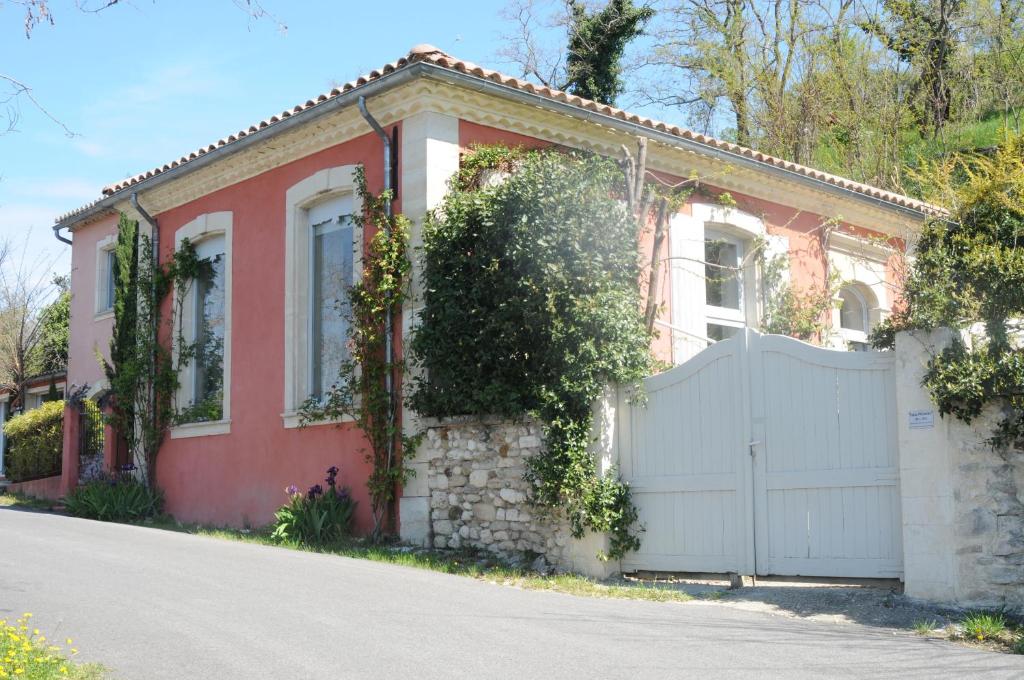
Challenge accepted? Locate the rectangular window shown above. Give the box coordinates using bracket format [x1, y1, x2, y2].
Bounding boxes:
[190, 237, 226, 420]
[705, 228, 747, 342]
[309, 195, 355, 401]
[705, 235, 742, 311]
[102, 249, 117, 312]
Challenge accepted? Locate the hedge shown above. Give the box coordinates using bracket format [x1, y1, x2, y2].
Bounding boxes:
[3, 400, 65, 482]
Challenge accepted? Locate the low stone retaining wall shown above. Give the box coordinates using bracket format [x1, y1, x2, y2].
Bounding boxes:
[421, 418, 577, 571]
[5, 475, 62, 501]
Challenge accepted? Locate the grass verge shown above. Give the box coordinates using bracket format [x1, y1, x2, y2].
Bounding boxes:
[1, 495, 700, 603]
[136, 515, 698, 603]
[0, 493, 58, 511]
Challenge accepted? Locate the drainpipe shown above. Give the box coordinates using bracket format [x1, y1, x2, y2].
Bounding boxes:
[130, 192, 159, 482]
[52, 224, 72, 245]
[357, 95, 398, 531]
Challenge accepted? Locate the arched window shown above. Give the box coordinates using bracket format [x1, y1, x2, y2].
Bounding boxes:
[839, 286, 868, 333]
[837, 283, 877, 349]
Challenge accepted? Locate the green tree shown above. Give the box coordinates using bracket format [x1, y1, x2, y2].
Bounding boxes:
[564, 0, 654, 104]
[872, 135, 1024, 446]
[27, 275, 69, 375]
[862, 0, 967, 136]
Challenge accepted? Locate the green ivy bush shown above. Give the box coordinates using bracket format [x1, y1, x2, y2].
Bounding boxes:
[410, 146, 652, 558]
[2, 400, 64, 482]
[271, 467, 356, 545]
[872, 135, 1024, 446]
[64, 466, 164, 522]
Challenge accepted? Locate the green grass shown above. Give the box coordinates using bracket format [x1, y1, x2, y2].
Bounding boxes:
[912, 618, 940, 635]
[961, 612, 1008, 641]
[811, 107, 1023, 192]
[1013, 635, 1024, 655]
[0, 493, 57, 511]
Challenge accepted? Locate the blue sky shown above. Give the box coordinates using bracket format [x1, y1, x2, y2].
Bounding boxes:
[4, 0, 638, 282]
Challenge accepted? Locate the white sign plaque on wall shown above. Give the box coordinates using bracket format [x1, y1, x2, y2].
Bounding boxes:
[909, 410, 935, 429]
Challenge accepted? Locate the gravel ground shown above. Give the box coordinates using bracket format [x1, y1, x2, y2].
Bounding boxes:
[623, 573, 1006, 639]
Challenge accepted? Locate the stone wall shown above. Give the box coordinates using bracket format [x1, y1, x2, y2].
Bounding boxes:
[948, 406, 1024, 609]
[421, 417, 577, 571]
[896, 329, 1024, 611]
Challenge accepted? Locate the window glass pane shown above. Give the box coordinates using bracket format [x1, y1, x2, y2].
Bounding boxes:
[312, 217, 354, 400]
[193, 248, 225, 420]
[839, 287, 866, 332]
[105, 250, 117, 310]
[705, 238, 741, 309]
[707, 323, 740, 343]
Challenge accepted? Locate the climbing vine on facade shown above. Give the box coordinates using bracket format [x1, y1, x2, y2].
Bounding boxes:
[300, 165, 418, 540]
[410, 146, 652, 558]
[102, 214, 177, 489]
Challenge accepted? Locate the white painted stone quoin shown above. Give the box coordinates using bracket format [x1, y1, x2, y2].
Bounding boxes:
[895, 329, 1024, 611]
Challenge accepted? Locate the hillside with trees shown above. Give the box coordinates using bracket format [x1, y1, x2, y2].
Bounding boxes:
[501, 0, 1024, 197]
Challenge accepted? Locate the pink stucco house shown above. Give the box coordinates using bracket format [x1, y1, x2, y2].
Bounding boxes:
[53, 45, 934, 540]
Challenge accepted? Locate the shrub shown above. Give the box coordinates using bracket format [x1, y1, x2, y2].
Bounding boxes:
[410, 147, 651, 557]
[271, 466, 356, 545]
[2, 400, 64, 482]
[64, 465, 163, 522]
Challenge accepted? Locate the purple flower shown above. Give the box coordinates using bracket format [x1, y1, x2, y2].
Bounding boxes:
[120, 463, 136, 472]
[307, 484, 323, 500]
[325, 466, 339, 487]
[285, 484, 299, 496]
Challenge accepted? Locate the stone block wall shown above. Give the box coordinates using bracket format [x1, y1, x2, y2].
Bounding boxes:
[421, 417, 576, 570]
[949, 407, 1024, 609]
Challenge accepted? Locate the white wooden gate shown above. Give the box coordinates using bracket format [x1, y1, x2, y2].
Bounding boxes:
[619, 330, 902, 578]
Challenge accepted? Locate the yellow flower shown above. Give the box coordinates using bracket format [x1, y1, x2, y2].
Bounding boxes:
[65, 639, 72, 645]
[71, 648, 78, 655]
[60, 667, 68, 675]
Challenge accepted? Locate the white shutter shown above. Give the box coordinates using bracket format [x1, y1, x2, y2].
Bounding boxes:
[669, 213, 708, 363]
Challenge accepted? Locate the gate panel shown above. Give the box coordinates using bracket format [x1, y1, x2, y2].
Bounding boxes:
[749, 334, 902, 577]
[620, 337, 750, 573]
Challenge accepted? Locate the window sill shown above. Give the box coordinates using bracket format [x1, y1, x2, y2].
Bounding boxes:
[170, 419, 231, 439]
[94, 310, 115, 322]
[281, 410, 355, 430]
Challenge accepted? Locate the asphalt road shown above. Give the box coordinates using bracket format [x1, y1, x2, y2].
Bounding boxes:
[2, 508, 1022, 680]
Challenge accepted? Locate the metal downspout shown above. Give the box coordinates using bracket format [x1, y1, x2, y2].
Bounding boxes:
[130, 192, 159, 481]
[357, 95, 397, 532]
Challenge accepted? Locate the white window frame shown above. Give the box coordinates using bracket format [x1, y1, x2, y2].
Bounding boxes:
[693, 204, 765, 344]
[169, 212, 233, 440]
[704, 227, 747, 332]
[94, 234, 118, 319]
[827, 231, 891, 350]
[283, 165, 363, 429]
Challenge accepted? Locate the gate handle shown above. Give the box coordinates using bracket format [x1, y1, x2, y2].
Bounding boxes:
[748, 440, 762, 456]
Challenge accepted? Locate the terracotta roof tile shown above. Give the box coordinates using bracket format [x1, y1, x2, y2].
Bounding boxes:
[55, 43, 942, 225]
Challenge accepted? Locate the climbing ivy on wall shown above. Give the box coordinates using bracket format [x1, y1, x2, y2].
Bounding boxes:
[872, 135, 1024, 448]
[103, 214, 208, 489]
[102, 214, 178, 489]
[410, 146, 652, 558]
